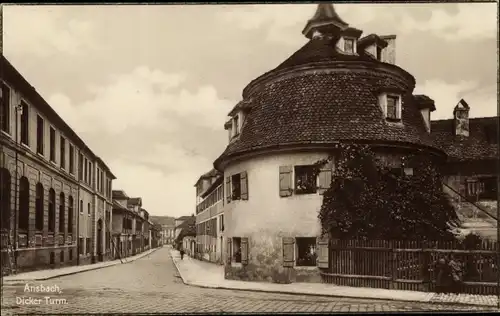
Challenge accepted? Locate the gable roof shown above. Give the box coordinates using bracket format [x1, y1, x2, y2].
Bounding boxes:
[431, 117, 499, 161]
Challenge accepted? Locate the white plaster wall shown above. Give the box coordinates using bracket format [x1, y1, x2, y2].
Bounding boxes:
[223, 151, 331, 239]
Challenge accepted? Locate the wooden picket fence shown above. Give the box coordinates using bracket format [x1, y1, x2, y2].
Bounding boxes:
[319, 239, 499, 295]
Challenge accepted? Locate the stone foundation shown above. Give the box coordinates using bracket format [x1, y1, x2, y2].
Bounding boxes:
[15, 245, 78, 273]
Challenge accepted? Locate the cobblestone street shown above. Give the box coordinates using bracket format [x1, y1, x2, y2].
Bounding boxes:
[1, 247, 498, 315]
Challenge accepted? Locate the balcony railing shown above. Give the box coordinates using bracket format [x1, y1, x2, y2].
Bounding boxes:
[196, 184, 223, 214]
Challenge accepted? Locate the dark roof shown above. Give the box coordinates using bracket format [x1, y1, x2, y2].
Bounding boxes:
[431, 117, 499, 161]
[200, 175, 223, 199]
[175, 215, 192, 223]
[1, 55, 116, 179]
[194, 168, 221, 187]
[112, 190, 128, 199]
[272, 38, 376, 73]
[175, 216, 196, 230]
[215, 71, 441, 168]
[150, 216, 176, 226]
[358, 34, 388, 49]
[127, 197, 142, 207]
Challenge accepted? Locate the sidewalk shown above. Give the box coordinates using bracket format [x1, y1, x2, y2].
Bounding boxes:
[169, 250, 499, 308]
[2, 247, 161, 283]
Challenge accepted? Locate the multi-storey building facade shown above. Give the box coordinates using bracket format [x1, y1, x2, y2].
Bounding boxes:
[200, 4, 498, 284]
[110, 190, 152, 259]
[194, 169, 225, 263]
[0, 55, 116, 274]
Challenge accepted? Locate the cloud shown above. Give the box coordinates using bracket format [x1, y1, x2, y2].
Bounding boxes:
[3, 6, 96, 57]
[414, 80, 497, 119]
[400, 3, 497, 41]
[218, 4, 497, 45]
[47, 67, 233, 217]
[48, 66, 233, 136]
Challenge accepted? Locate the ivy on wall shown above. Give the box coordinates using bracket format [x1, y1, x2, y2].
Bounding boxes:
[314, 143, 461, 241]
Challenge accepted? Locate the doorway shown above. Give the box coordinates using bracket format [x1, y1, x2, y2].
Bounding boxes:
[97, 219, 103, 262]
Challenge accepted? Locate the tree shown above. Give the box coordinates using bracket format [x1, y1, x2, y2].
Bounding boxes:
[317, 143, 460, 241]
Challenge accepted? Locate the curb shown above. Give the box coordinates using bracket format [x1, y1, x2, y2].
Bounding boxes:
[168, 252, 498, 309]
[4, 247, 161, 283]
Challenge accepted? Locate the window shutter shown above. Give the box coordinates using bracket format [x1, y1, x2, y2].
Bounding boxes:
[397, 96, 402, 119]
[225, 176, 232, 203]
[226, 238, 232, 264]
[282, 237, 295, 267]
[241, 237, 249, 265]
[316, 237, 329, 268]
[240, 171, 248, 200]
[279, 166, 293, 197]
[318, 161, 333, 195]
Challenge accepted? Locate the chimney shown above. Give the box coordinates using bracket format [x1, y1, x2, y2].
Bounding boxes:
[453, 99, 470, 137]
[380, 35, 396, 64]
[413, 95, 435, 133]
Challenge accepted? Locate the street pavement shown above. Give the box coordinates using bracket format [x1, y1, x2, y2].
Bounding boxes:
[1, 247, 498, 315]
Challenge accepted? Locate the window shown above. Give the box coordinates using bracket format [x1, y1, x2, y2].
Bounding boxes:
[87, 202, 91, 216]
[48, 189, 55, 232]
[295, 237, 317, 267]
[78, 153, 83, 180]
[481, 177, 498, 200]
[60, 136, 66, 169]
[50, 252, 55, 265]
[232, 237, 241, 263]
[88, 161, 92, 185]
[78, 238, 84, 255]
[60, 251, 64, 263]
[0, 83, 11, 134]
[20, 101, 29, 145]
[35, 183, 44, 231]
[69, 145, 75, 174]
[0, 168, 11, 230]
[69, 249, 73, 261]
[386, 95, 399, 120]
[86, 238, 91, 255]
[79, 200, 83, 214]
[294, 165, 317, 194]
[68, 196, 74, 233]
[231, 173, 241, 200]
[18, 177, 29, 231]
[97, 169, 100, 191]
[36, 115, 44, 154]
[59, 192, 65, 233]
[49, 127, 56, 162]
[344, 38, 355, 54]
[84, 158, 88, 183]
[233, 116, 239, 136]
[376, 46, 382, 61]
[219, 214, 224, 232]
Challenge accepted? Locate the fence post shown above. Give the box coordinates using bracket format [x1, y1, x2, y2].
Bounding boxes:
[390, 240, 397, 289]
[420, 240, 430, 292]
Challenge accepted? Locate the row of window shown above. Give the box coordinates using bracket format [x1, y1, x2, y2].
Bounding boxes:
[228, 237, 318, 268]
[48, 249, 74, 265]
[0, 82, 113, 197]
[196, 185, 223, 214]
[123, 217, 133, 230]
[196, 217, 219, 238]
[0, 170, 75, 235]
[78, 237, 93, 255]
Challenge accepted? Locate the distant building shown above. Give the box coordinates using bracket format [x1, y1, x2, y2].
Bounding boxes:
[151, 216, 176, 246]
[110, 190, 152, 259]
[194, 169, 224, 263]
[0, 55, 116, 275]
[174, 215, 194, 240]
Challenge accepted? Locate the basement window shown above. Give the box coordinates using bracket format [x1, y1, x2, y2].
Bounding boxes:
[296, 237, 317, 267]
[294, 165, 317, 195]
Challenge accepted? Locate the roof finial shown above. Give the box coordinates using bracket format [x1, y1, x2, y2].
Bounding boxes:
[302, 3, 349, 40]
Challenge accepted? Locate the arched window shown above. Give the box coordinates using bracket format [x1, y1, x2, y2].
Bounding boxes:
[59, 192, 65, 233]
[18, 177, 30, 231]
[48, 189, 55, 232]
[0, 168, 11, 230]
[35, 183, 44, 231]
[68, 196, 74, 234]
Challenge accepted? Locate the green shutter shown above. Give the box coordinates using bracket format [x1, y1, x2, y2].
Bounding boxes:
[279, 166, 293, 197]
[282, 237, 295, 267]
[240, 171, 248, 200]
[316, 237, 329, 268]
[241, 237, 249, 265]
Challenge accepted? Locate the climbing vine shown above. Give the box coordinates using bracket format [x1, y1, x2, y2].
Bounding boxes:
[315, 142, 460, 241]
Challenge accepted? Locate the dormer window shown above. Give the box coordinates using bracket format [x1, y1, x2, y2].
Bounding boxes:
[376, 46, 382, 61]
[379, 92, 402, 122]
[344, 37, 355, 54]
[233, 115, 239, 136]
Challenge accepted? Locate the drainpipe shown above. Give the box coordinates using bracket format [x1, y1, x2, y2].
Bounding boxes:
[13, 104, 22, 267]
[76, 169, 81, 266]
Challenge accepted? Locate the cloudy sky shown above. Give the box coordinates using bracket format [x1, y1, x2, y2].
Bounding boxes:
[2, 3, 498, 218]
